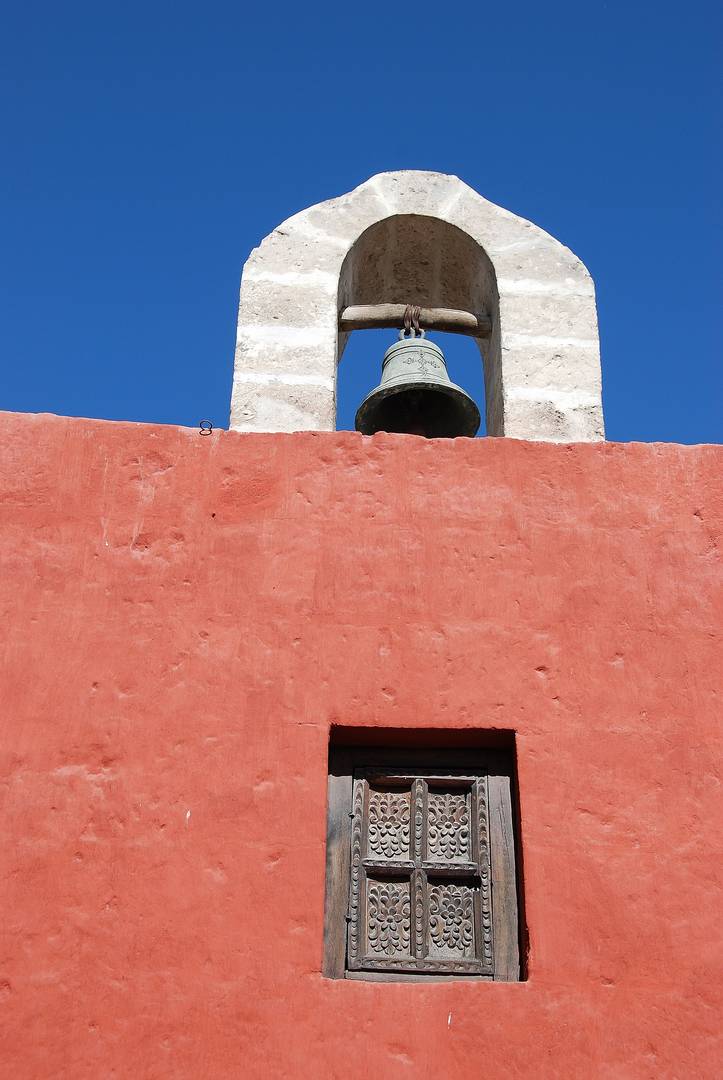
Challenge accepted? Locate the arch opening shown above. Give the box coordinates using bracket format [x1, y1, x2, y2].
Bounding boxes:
[337, 214, 500, 435]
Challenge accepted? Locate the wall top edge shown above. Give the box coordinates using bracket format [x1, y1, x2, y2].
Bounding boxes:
[0, 410, 719, 453]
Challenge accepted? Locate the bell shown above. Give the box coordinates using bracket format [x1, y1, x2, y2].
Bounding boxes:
[355, 330, 481, 438]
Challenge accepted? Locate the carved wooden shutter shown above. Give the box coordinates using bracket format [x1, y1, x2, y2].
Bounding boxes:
[323, 748, 520, 981]
[347, 767, 497, 976]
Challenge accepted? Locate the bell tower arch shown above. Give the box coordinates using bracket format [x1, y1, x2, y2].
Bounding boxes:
[230, 171, 604, 441]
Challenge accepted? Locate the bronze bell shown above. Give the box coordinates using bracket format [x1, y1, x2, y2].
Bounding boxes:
[355, 329, 481, 438]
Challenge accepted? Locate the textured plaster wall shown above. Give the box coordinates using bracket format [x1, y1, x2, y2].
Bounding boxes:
[0, 411, 721, 1079]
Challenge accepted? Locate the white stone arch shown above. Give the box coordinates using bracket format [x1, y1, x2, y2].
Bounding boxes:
[230, 171, 604, 441]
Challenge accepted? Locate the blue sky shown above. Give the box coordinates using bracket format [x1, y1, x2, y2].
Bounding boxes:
[1, 0, 720, 443]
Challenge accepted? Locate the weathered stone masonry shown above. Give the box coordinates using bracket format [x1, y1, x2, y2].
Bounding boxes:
[231, 171, 604, 441]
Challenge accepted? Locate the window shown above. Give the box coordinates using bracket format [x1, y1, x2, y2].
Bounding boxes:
[323, 743, 522, 981]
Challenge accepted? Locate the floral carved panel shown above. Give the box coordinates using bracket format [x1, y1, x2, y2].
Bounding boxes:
[427, 790, 470, 861]
[367, 879, 411, 958]
[428, 882, 475, 958]
[367, 789, 411, 860]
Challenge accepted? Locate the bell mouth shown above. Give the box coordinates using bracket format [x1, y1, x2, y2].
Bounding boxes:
[355, 382, 481, 438]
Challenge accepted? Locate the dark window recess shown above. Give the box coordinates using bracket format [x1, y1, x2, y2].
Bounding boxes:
[323, 745, 522, 981]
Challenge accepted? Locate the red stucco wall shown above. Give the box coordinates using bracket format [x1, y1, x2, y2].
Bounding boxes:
[1, 411, 721, 1079]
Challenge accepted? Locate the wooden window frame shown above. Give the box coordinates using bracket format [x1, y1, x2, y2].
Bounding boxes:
[323, 745, 521, 982]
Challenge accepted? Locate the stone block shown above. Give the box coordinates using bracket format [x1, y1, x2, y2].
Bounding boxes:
[230, 378, 335, 433]
[370, 171, 466, 217]
[237, 277, 338, 332]
[234, 326, 338, 379]
[448, 187, 538, 251]
[292, 183, 390, 245]
[502, 392, 605, 442]
[500, 339, 602, 394]
[498, 291, 599, 342]
[247, 226, 348, 277]
[493, 238, 593, 285]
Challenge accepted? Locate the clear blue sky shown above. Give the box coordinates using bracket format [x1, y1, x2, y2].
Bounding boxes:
[2, 0, 720, 443]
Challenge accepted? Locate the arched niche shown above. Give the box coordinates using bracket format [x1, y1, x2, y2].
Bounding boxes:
[230, 171, 604, 441]
[337, 214, 500, 433]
